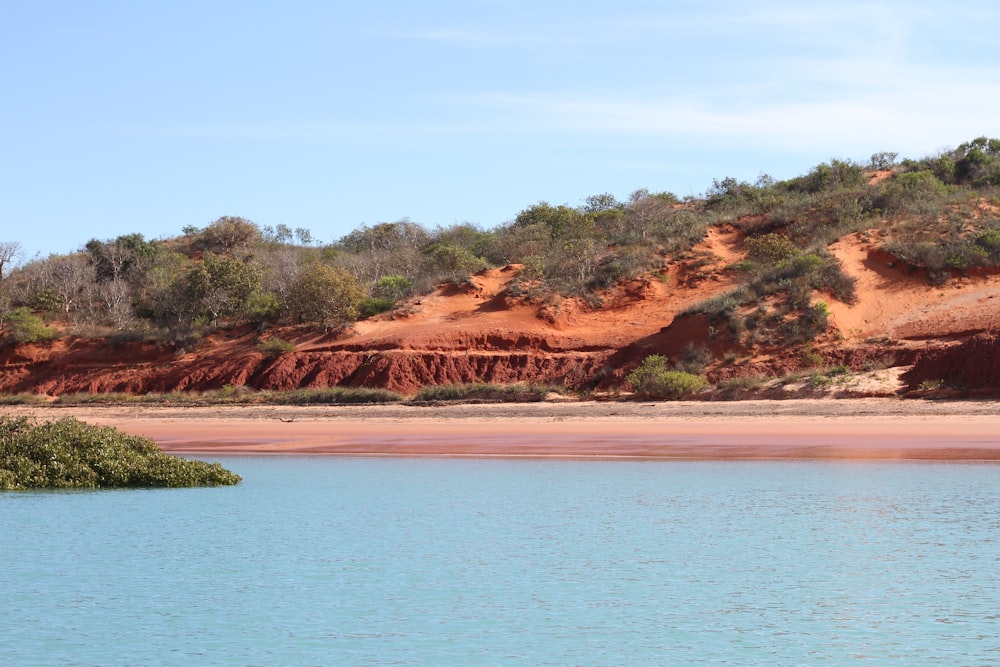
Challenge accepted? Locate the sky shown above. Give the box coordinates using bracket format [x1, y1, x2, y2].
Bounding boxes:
[3, 0, 1000, 261]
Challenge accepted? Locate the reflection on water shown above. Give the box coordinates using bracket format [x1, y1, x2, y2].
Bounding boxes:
[2, 458, 1000, 666]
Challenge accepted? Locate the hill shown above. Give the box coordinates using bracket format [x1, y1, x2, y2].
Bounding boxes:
[3, 139, 1000, 399]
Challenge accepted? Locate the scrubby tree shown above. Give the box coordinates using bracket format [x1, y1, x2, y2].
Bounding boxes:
[0, 241, 22, 285]
[618, 190, 684, 244]
[30, 254, 95, 322]
[869, 151, 898, 170]
[424, 243, 486, 281]
[371, 274, 414, 301]
[338, 220, 429, 282]
[194, 216, 262, 255]
[85, 234, 158, 283]
[288, 263, 366, 328]
[0, 241, 22, 327]
[258, 245, 308, 316]
[182, 253, 265, 326]
[582, 193, 623, 213]
[82, 234, 159, 329]
[514, 202, 591, 239]
[262, 223, 294, 245]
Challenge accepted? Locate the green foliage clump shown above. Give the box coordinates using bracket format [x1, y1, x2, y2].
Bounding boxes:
[411, 383, 554, 403]
[270, 387, 404, 404]
[0, 417, 241, 489]
[5, 307, 53, 344]
[191, 216, 262, 255]
[626, 355, 708, 399]
[704, 175, 786, 215]
[257, 337, 296, 356]
[0, 393, 48, 406]
[787, 159, 866, 194]
[288, 263, 366, 328]
[359, 297, 396, 318]
[371, 274, 414, 301]
[875, 170, 951, 216]
[424, 243, 487, 281]
[744, 233, 799, 264]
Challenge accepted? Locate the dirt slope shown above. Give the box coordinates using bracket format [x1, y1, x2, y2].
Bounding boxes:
[2, 225, 999, 396]
[826, 231, 1000, 340]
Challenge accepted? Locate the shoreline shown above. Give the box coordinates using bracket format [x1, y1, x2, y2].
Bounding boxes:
[6, 398, 1000, 461]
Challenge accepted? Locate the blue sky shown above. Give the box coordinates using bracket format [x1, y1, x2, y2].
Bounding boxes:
[3, 1, 1000, 260]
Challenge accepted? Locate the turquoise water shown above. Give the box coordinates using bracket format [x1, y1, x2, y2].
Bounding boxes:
[3, 458, 1000, 666]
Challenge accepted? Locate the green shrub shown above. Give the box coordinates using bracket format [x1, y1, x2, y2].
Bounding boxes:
[359, 296, 396, 318]
[744, 233, 799, 264]
[0, 393, 48, 406]
[973, 226, 1000, 258]
[876, 170, 951, 215]
[370, 274, 414, 301]
[717, 375, 768, 393]
[271, 387, 404, 405]
[626, 355, 708, 399]
[411, 383, 554, 403]
[55, 392, 134, 405]
[5, 307, 53, 344]
[674, 342, 714, 374]
[0, 416, 241, 489]
[258, 337, 296, 356]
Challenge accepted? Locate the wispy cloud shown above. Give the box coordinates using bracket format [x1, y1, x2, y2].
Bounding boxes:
[464, 79, 1000, 157]
[378, 26, 588, 48]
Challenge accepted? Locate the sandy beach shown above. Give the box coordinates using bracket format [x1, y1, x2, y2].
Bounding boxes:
[4, 398, 1000, 460]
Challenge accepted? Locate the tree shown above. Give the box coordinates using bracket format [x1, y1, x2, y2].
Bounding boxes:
[621, 190, 681, 243]
[33, 254, 95, 322]
[288, 263, 365, 328]
[0, 241, 22, 328]
[869, 151, 898, 170]
[294, 227, 316, 246]
[0, 241, 22, 285]
[259, 245, 308, 316]
[83, 234, 159, 329]
[183, 253, 265, 326]
[371, 274, 414, 301]
[514, 202, 590, 239]
[85, 234, 158, 283]
[195, 216, 262, 255]
[338, 220, 429, 282]
[424, 243, 486, 281]
[262, 223, 294, 245]
[582, 193, 623, 213]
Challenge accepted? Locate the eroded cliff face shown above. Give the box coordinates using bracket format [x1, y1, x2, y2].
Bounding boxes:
[0, 331, 614, 395]
[902, 333, 1000, 393]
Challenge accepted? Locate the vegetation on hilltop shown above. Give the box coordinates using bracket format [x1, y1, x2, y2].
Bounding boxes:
[0, 417, 241, 489]
[2, 137, 1000, 359]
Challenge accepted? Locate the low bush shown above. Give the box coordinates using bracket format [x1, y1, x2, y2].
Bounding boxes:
[0, 416, 241, 489]
[411, 383, 554, 403]
[359, 297, 396, 318]
[4, 307, 53, 345]
[271, 387, 403, 404]
[0, 393, 48, 406]
[716, 375, 769, 394]
[626, 355, 708, 399]
[257, 337, 296, 356]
